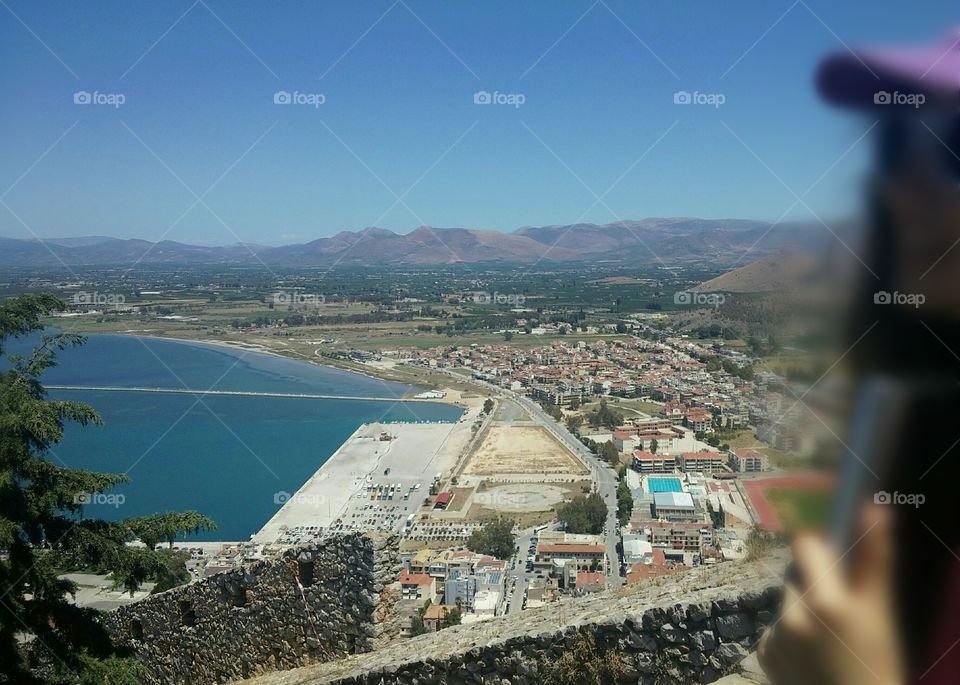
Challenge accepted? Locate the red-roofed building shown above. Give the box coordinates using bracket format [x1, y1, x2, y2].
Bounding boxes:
[575, 571, 606, 593]
[631, 450, 676, 474]
[730, 448, 769, 472]
[685, 409, 713, 433]
[625, 549, 688, 584]
[536, 543, 605, 571]
[433, 492, 453, 509]
[398, 570, 437, 601]
[678, 452, 725, 473]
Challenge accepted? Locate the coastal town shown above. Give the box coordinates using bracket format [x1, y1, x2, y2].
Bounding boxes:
[158, 318, 821, 637]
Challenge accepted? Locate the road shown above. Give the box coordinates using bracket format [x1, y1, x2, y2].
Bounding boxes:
[439, 370, 624, 589]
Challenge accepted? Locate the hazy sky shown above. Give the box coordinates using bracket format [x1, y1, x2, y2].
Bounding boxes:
[1, 1, 956, 245]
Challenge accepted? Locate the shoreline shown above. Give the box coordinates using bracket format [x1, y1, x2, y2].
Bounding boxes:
[97, 331, 460, 404]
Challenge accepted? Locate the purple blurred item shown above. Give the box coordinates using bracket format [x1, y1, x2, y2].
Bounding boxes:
[818, 29, 960, 109]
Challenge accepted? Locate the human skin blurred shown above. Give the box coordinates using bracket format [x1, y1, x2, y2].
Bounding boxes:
[758, 506, 904, 685]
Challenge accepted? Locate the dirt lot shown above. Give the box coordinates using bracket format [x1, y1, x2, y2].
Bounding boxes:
[462, 425, 589, 476]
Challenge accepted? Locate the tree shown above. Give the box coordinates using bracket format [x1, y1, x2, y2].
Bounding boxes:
[0, 295, 216, 683]
[466, 517, 515, 559]
[557, 493, 607, 534]
[503, 331, 513, 341]
[565, 415, 583, 434]
[585, 400, 622, 430]
[409, 614, 426, 636]
[482, 398, 494, 415]
[616, 480, 633, 527]
[599, 441, 619, 467]
[649, 438, 658, 455]
[542, 402, 563, 421]
[443, 606, 462, 627]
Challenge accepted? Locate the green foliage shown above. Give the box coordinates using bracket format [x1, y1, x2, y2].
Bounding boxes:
[0, 295, 216, 683]
[585, 399, 622, 430]
[540, 401, 562, 421]
[599, 441, 619, 467]
[409, 614, 426, 636]
[442, 606, 462, 627]
[615, 480, 633, 527]
[465, 517, 515, 559]
[482, 398, 494, 414]
[557, 493, 607, 534]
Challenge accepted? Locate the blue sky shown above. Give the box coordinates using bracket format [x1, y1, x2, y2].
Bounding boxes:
[1, 1, 956, 245]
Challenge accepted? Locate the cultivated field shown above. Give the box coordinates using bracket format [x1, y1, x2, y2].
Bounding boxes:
[462, 425, 589, 476]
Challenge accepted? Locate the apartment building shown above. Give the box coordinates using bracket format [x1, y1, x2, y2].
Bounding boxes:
[632, 450, 677, 474]
[678, 451, 725, 473]
[730, 448, 769, 472]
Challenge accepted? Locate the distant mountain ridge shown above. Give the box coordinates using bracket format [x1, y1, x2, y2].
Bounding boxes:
[0, 218, 820, 268]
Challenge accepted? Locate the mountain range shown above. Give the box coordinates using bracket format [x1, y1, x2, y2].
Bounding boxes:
[0, 218, 821, 268]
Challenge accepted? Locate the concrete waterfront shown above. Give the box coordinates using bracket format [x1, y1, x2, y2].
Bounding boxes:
[252, 418, 474, 545]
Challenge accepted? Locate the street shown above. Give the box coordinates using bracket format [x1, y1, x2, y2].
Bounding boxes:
[441, 370, 624, 589]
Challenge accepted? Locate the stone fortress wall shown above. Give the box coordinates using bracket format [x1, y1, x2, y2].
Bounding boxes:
[241, 554, 785, 685]
[102, 531, 783, 685]
[102, 534, 401, 685]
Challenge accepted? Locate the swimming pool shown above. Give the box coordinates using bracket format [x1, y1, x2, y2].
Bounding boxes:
[647, 477, 683, 493]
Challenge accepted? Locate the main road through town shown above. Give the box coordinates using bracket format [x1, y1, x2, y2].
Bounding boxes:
[438, 370, 624, 589]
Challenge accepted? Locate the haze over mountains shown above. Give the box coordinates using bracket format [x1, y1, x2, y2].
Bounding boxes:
[1, 218, 821, 268]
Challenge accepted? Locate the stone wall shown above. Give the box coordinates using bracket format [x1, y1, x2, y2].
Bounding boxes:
[241, 555, 786, 685]
[103, 533, 400, 685]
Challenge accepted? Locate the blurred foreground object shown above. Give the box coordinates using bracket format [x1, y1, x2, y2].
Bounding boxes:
[763, 30, 960, 685]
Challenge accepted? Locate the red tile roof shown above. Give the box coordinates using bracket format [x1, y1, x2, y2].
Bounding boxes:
[537, 543, 605, 555]
[576, 571, 605, 588]
[399, 571, 433, 586]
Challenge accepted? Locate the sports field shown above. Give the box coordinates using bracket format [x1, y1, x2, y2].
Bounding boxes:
[742, 474, 834, 533]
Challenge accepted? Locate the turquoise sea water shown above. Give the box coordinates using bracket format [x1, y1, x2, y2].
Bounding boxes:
[10, 333, 461, 540]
